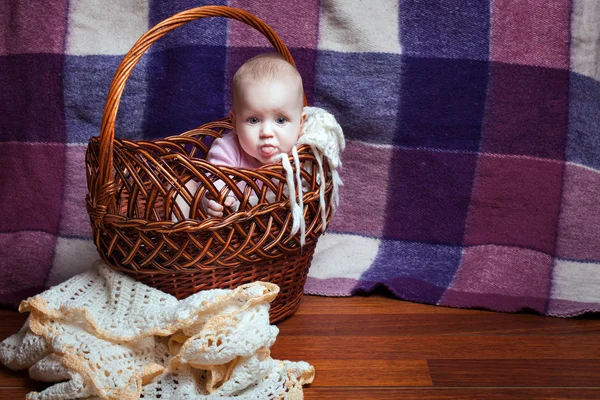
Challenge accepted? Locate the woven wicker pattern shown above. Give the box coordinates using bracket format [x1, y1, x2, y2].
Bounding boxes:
[85, 6, 332, 323]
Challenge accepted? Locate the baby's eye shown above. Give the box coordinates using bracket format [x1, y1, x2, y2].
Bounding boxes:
[248, 117, 259, 124]
[276, 117, 287, 124]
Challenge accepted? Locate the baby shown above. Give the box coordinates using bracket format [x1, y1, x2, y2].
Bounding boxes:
[174, 53, 306, 220]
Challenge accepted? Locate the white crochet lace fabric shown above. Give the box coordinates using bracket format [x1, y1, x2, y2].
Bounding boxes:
[280, 106, 345, 246]
[0, 261, 314, 400]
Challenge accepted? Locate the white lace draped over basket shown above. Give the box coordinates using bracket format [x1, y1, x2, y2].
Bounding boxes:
[0, 261, 314, 400]
[280, 106, 345, 246]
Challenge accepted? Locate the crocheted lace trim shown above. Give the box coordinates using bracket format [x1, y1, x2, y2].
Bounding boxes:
[0, 261, 314, 400]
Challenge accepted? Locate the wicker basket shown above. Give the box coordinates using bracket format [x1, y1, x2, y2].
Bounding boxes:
[85, 6, 333, 323]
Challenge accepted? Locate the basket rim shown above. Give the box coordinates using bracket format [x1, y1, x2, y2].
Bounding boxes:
[87, 120, 334, 231]
[88, 119, 319, 174]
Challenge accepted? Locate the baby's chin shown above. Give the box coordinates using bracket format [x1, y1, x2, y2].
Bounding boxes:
[256, 154, 281, 165]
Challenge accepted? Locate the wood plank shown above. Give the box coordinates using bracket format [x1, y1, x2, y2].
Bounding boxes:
[0, 311, 28, 341]
[309, 359, 432, 387]
[0, 367, 47, 390]
[297, 295, 494, 315]
[428, 359, 600, 387]
[2, 295, 600, 400]
[271, 336, 600, 360]
[277, 313, 600, 336]
[3, 386, 600, 400]
[303, 388, 600, 400]
[0, 388, 36, 399]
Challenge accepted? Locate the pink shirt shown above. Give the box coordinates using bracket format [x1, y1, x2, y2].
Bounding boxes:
[207, 133, 263, 169]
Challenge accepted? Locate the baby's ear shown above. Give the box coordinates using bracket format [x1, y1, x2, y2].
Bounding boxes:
[299, 110, 307, 134]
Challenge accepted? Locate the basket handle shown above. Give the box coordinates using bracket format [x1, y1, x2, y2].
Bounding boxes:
[94, 6, 304, 223]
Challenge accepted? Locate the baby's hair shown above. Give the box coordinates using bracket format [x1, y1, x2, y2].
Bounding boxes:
[231, 53, 304, 105]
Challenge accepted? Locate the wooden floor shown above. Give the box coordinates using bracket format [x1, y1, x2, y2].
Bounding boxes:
[2, 293, 600, 399]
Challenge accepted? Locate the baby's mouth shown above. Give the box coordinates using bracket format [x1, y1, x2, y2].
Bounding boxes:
[260, 145, 277, 157]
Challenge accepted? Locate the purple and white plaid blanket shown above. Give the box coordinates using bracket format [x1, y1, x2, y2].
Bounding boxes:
[1, 0, 599, 317]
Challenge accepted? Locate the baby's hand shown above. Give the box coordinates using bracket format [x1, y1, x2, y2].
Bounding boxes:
[205, 195, 239, 217]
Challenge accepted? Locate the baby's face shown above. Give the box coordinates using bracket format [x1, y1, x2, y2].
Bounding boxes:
[231, 78, 305, 164]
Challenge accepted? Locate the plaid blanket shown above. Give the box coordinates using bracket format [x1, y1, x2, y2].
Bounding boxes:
[1, 0, 599, 317]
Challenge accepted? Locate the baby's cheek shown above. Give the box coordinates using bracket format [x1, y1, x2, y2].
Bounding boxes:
[285, 131, 301, 151]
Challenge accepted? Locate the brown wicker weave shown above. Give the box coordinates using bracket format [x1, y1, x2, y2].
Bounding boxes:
[85, 6, 333, 323]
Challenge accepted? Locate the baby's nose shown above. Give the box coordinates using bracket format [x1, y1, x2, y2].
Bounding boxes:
[260, 122, 274, 137]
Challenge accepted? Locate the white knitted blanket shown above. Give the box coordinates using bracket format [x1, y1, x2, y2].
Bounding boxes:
[0, 261, 314, 400]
